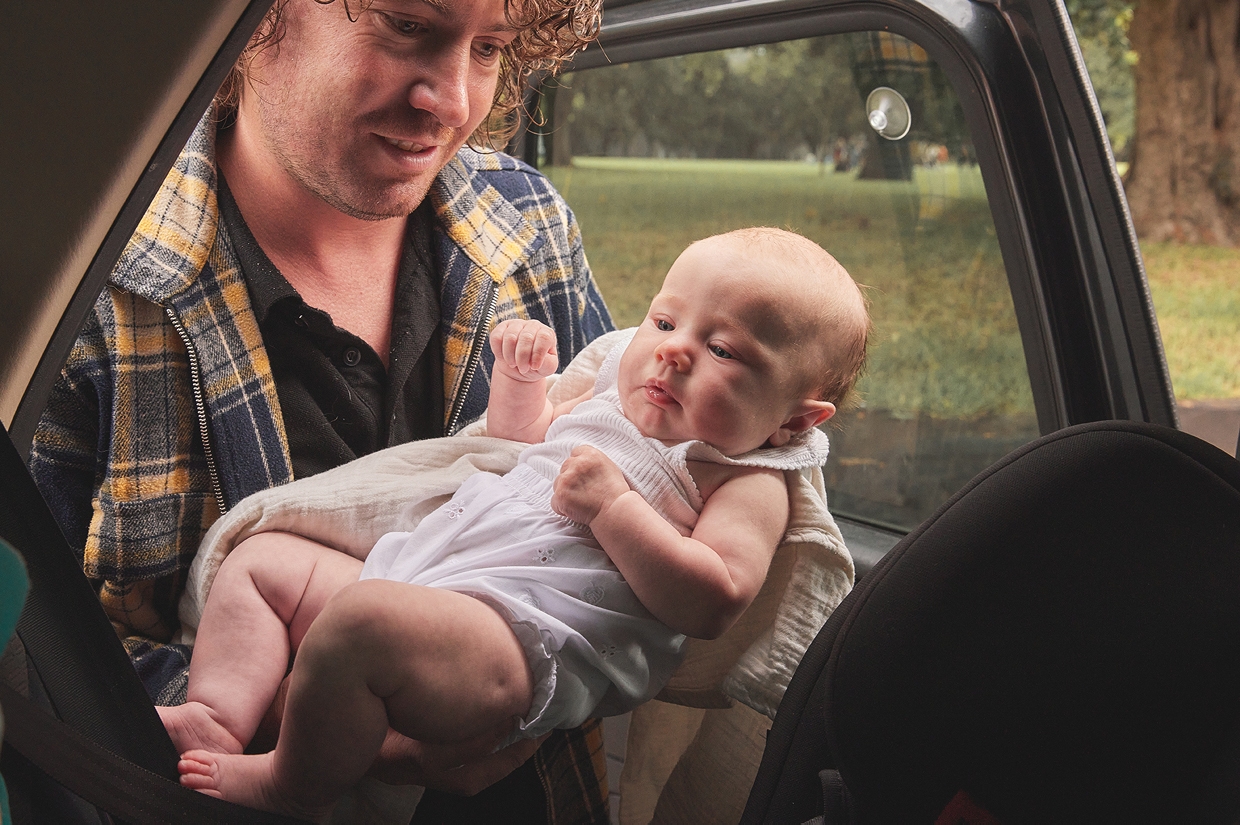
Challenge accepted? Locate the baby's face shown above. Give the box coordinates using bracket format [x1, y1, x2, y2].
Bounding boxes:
[617, 238, 833, 456]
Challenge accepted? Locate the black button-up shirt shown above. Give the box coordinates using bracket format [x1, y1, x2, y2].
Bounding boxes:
[218, 174, 445, 480]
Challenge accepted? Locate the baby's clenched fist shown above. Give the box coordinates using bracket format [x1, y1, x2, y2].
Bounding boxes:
[551, 446, 631, 525]
[490, 319, 559, 383]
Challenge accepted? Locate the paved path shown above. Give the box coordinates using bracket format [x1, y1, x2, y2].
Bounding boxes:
[1179, 399, 1240, 457]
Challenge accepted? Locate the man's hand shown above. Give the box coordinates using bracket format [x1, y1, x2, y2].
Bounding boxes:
[368, 727, 547, 795]
[551, 445, 632, 525]
[490, 319, 559, 383]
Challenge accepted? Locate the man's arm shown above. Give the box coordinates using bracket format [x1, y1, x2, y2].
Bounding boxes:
[551, 446, 787, 639]
[371, 729, 548, 795]
[29, 301, 199, 702]
[246, 672, 546, 795]
[28, 313, 107, 555]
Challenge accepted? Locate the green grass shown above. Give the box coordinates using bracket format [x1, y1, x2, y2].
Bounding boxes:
[548, 157, 1239, 413]
[550, 157, 1034, 418]
[1142, 241, 1240, 400]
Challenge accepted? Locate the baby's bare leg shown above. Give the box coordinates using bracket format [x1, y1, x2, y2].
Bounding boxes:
[178, 580, 534, 817]
[159, 532, 363, 755]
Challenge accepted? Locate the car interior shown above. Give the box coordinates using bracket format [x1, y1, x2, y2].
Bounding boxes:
[741, 420, 1240, 823]
[2, 0, 1237, 822]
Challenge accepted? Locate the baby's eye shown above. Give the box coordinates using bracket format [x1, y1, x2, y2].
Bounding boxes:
[655, 319, 674, 331]
[709, 344, 734, 359]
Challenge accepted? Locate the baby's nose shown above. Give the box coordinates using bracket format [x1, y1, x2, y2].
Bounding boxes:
[655, 340, 689, 370]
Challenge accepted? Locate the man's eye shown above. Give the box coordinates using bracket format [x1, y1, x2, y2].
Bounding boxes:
[655, 319, 674, 331]
[709, 344, 734, 359]
[382, 14, 424, 35]
[475, 42, 500, 60]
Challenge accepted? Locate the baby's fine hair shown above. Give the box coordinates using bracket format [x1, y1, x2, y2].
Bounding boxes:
[701, 227, 871, 408]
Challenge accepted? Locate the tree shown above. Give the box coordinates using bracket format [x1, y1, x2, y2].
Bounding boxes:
[1124, 0, 1240, 243]
[1068, 0, 1136, 160]
[550, 31, 965, 171]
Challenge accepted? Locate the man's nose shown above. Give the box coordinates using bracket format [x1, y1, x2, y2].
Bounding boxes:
[408, 43, 472, 129]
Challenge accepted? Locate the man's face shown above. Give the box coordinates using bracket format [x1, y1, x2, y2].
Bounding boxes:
[239, 0, 517, 220]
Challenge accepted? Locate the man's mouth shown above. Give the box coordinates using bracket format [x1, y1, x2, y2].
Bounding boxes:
[383, 136, 433, 153]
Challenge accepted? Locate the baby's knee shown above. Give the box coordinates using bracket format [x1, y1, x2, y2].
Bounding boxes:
[309, 580, 419, 651]
[212, 535, 288, 597]
[482, 661, 534, 723]
[215, 534, 281, 588]
[222, 532, 344, 593]
[224, 532, 300, 573]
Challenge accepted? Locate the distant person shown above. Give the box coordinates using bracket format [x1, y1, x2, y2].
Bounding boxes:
[158, 228, 871, 820]
[834, 137, 851, 172]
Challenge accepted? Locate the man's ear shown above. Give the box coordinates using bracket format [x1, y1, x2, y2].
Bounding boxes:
[768, 400, 836, 447]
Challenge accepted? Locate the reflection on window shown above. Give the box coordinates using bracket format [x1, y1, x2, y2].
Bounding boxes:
[537, 32, 1040, 532]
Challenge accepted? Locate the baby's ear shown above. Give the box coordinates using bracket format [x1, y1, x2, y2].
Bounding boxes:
[768, 400, 836, 447]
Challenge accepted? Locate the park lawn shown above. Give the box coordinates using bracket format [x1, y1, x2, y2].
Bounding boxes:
[1142, 242, 1240, 400]
[551, 157, 1030, 420]
[548, 157, 1237, 414]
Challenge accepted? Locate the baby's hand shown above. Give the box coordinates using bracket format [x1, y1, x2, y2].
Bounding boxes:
[552, 446, 632, 525]
[490, 319, 559, 383]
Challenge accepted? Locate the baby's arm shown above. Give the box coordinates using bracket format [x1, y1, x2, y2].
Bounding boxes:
[552, 447, 787, 639]
[487, 319, 590, 443]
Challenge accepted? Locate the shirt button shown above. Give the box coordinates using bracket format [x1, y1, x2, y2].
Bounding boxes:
[342, 347, 362, 367]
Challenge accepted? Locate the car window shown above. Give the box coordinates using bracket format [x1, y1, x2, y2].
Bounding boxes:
[532, 31, 1042, 533]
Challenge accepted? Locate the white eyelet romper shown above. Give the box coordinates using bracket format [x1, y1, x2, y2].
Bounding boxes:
[360, 330, 830, 739]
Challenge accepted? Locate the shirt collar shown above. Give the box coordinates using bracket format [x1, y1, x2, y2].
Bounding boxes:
[217, 169, 437, 326]
[216, 170, 295, 324]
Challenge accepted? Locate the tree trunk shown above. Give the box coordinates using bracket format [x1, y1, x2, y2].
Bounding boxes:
[550, 80, 573, 167]
[1126, 0, 1240, 244]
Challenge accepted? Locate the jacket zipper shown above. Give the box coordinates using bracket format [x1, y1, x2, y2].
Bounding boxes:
[166, 308, 228, 516]
[534, 750, 553, 825]
[445, 280, 498, 436]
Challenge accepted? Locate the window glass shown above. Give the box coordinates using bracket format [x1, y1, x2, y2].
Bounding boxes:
[538, 32, 1041, 532]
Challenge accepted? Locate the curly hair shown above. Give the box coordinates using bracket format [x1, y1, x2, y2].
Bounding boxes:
[215, 0, 601, 147]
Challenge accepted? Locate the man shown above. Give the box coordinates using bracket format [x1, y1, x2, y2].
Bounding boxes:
[29, 0, 613, 820]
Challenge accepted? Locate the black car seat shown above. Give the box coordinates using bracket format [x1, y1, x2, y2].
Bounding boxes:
[741, 420, 1240, 824]
[0, 422, 305, 824]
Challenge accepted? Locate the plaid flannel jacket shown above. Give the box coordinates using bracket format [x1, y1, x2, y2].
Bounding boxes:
[29, 114, 612, 821]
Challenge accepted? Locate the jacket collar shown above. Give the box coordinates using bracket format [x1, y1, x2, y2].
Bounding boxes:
[110, 111, 220, 303]
[431, 147, 543, 286]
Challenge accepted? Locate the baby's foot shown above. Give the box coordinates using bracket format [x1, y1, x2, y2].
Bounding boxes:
[178, 750, 332, 824]
[157, 702, 245, 756]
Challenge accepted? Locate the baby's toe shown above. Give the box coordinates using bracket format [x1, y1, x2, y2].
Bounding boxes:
[178, 751, 223, 793]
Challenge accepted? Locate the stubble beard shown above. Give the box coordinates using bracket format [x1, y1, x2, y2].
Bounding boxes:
[262, 101, 458, 221]
[277, 142, 438, 221]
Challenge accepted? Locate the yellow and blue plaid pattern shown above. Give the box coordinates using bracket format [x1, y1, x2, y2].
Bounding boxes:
[29, 111, 613, 820]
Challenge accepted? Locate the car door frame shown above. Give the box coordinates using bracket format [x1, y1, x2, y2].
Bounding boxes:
[3, 0, 273, 456]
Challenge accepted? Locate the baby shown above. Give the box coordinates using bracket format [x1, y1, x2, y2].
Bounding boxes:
[158, 227, 870, 820]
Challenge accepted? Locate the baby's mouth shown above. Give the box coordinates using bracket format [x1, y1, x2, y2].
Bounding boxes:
[644, 380, 678, 406]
